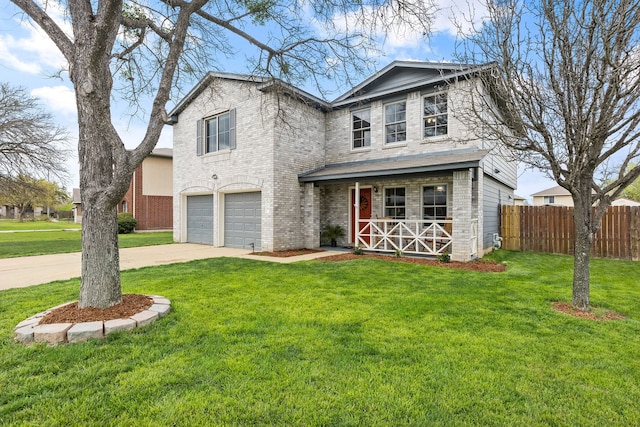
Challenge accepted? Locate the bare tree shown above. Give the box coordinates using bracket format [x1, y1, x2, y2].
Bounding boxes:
[0, 82, 69, 181]
[456, 0, 640, 311]
[9, 0, 436, 309]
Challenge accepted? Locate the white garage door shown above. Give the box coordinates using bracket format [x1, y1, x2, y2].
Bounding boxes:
[186, 195, 214, 245]
[224, 192, 261, 250]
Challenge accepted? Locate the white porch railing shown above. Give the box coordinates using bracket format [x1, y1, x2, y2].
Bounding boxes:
[355, 219, 453, 256]
[470, 219, 478, 258]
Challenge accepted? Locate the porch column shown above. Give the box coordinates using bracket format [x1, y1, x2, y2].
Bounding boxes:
[452, 169, 473, 262]
[302, 182, 320, 248]
[475, 168, 484, 256]
[354, 182, 360, 246]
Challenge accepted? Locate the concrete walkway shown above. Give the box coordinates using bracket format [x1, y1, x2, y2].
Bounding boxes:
[0, 244, 341, 291]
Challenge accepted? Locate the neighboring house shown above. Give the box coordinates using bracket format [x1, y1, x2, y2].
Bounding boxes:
[611, 198, 640, 206]
[119, 148, 173, 230]
[531, 185, 574, 206]
[73, 148, 173, 229]
[0, 205, 13, 218]
[169, 61, 517, 261]
[531, 185, 637, 207]
[72, 188, 82, 223]
[513, 194, 528, 206]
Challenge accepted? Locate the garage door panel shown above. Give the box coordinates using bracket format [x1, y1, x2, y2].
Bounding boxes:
[186, 195, 214, 245]
[224, 192, 261, 250]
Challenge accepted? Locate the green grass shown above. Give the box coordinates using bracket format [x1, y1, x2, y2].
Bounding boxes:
[0, 219, 81, 231]
[0, 231, 174, 258]
[1, 251, 639, 425]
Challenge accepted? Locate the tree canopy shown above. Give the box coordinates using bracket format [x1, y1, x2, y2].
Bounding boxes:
[0, 175, 68, 221]
[9, 0, 435, 308]
[0, 82, 69, 181]
[457, 0, 640, 311]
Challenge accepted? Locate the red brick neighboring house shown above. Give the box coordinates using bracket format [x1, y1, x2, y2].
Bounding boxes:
[119, 148, 173, 230]
[73, 148, 173, 230]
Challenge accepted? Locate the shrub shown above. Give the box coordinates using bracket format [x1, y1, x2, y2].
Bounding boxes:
[352, 245, 364, 255]
[438, 251, 451, 263]
[321, 224, 346, 247]
[117, 212, 137, 234]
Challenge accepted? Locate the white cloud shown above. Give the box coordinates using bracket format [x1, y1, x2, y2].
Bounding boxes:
[322, 0, 488, 56]
[0, 3, 70, 76]
[0, 34, 43, 74]
[31, 85, 77, 116]
[433, 0, 488, 37]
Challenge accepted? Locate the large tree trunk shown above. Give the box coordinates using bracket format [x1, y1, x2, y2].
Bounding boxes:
[76, 104, 130, 309]
[79, 200, 121, 308]
[571, 185, 594, 312]
[76, 113, 128, 308]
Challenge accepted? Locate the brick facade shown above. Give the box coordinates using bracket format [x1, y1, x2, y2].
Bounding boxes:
[170, 63, 516, 259]
[119, 152, 173, 231]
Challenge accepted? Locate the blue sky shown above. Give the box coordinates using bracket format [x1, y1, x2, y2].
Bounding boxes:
[0, 1, 555, 199]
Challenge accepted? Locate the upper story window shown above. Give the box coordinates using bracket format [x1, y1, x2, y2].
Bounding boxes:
[196, 109, 236, 156]
[544, 196, 555, 204]
[423, 92, 448, 138]
[352, 109, 371, 149]
[384, 101, 406, 144]
[423, 185, 447, 221]
[384, 187, 406, 219]
[207, 113, 230, 152]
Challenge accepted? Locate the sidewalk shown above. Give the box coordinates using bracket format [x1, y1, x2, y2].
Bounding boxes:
[0, 244, 341, 291]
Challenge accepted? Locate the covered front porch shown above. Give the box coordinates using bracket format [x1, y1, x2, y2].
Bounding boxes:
[299, 151, 487, 262]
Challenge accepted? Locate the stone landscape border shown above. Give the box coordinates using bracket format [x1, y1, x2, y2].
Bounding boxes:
[14, 295, 171, 345]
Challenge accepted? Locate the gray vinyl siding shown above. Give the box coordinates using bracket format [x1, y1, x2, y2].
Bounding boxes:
[482, 175, 513, 249]
[358, 68, 443, 96]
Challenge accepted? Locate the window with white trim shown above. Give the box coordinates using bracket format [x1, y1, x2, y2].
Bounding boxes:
[352, 109, 371, 149]
[423, 185, 447, 221]
[423, 92, 448, 138]
[384, 101, 406, 144]
[196, 109, 236, 156]
[384, 187, 406, 219]
[544, 196, 555, 204]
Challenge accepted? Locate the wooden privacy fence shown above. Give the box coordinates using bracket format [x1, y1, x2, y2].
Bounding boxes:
[500, 205, 640, 260]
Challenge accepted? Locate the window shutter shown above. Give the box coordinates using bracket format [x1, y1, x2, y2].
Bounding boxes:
[229, 108, 236, 150]
[196, 119, 203, 156]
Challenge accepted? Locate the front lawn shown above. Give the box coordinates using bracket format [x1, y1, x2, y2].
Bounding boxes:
[1, 251, 639, 425]
[0, 219, 81, 231]
[0, 231, 174, 258]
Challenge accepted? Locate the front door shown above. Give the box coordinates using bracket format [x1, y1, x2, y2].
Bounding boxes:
[351, 188, 372, 244]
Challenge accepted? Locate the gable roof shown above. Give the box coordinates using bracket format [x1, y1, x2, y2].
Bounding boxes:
[168, 61, 495, 120]
[331, 61, 493, 107]
[531, 185, 571, 197]
[168, 72, 330, 120]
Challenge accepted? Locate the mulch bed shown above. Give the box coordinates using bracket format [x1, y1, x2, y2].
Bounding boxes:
[551, 301, 625, 321]
[40, 294, 153, 324]
[251, 248, 325, 257]
[318, 253, 506, 272]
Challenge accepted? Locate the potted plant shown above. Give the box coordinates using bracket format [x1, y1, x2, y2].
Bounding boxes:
[321, 224, 345, 247]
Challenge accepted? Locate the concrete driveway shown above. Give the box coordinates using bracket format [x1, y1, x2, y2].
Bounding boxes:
[0, 243, 339, 291]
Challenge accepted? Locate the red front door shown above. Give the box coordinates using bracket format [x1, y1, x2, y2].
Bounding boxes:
[351, 188, 372, 243]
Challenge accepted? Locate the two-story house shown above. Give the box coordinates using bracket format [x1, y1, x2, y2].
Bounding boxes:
[169, 61, 516, 261]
